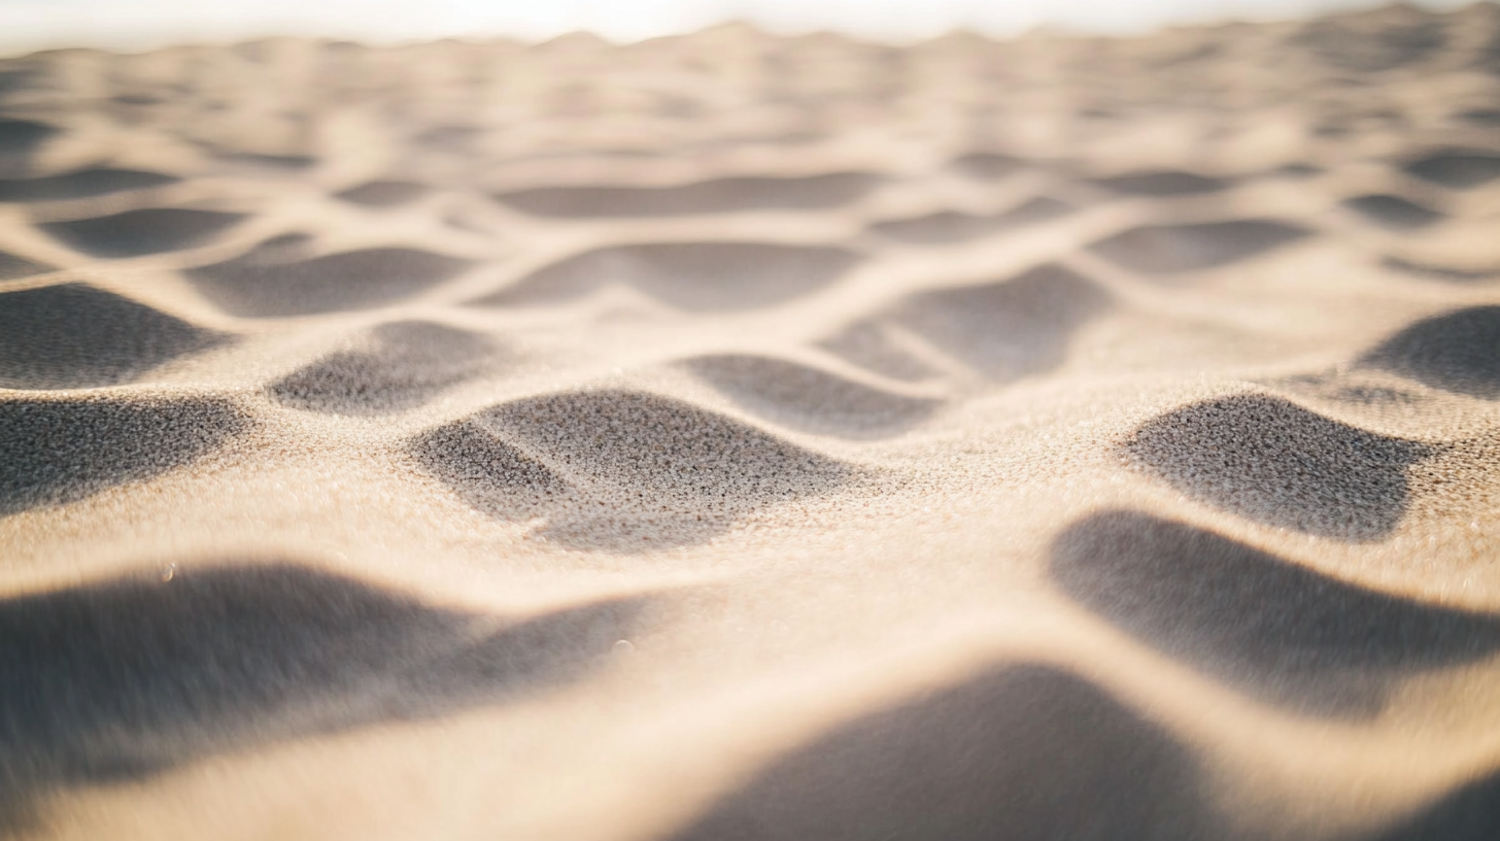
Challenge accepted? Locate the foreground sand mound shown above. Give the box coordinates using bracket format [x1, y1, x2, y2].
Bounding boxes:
[2, 4, 1500, 839]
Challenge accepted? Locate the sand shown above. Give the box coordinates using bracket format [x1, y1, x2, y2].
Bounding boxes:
[2, 3, 1500, 839]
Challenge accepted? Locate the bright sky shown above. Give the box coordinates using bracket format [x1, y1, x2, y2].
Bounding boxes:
[0, 0, 1485, 55]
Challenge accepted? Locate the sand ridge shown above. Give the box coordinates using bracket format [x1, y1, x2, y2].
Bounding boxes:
[3, 3, 1500, 839]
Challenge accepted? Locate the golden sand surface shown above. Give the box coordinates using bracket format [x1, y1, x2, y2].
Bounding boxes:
[3, 3, 1500, 838]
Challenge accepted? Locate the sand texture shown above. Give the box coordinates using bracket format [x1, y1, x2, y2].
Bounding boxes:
[3, 3, 1500, 838]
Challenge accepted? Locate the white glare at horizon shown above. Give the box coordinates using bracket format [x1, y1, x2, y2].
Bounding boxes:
[0, 0, 1485, 55]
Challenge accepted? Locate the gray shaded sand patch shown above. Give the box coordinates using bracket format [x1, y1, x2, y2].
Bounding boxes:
[1277, 163, 1324, 178]
[0, 283, 228, 389]
[0, 119, 56, 161]
[490, 389, 851, 504]
[188, 243, 472, 317]
[478, 242, 860, 312]
[1403, 151, 1500, 189]
[0, 169, 178, 202]
[947, 152, 1025, 180]
[1360, 306, 1500, 398]
[1088, 220, 1309, 274]
[869, 197, 1074, 244]
[682, 354, 941, 439]
[816, 320, 938, 383]
[0, 250, 52, 280]
[1374, 769, 1500, 841]
[1456, 108, 1500, 126]
[410, 421, 575, 521]
[269, 321, 500, 415]
[40, 208, 246, 258]
[412, 389, 854, 550]
[885, 264, 1111, 380]
[335, 180, 429, 207]
[0, 395, 251, 516]
[494, 172, 880, 217]
[1125, 393, 1435, 541]
[217, 152, 316, 169]
[0, 562, 644, 833]
[1342, 194, 1444, 229]
[1092, 171, 1228, 196]
[1051, 510, 1500, 716]
[667, 663, 1211, 841]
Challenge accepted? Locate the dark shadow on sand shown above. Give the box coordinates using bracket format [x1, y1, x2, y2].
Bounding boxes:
[1402, 150, 1500, 190]
[187, 243, 472, 317]
[947, 152, 1026, 181]
[1360, 306, 1500, 399]
[40, 208, 245, 258]
[0, 250, 53, 281]
[1375, 766, 1500, 841]
[665, 663, 1213, 841]
[335, 180, 429, 207]
[493, 172, 880, 217]
[0, 562, 644, 834]
[1125, 393, 1434, 541]
[1342, 194, 1444, 230]
[0, 119, 56, 170]
[269, 321, 501, 415]
[868, 197, 1074, 245]
[0, 283, 228, 389]
[1092, 170, 1228, 196]
[816, 319, 938, 383]
[1050, 510, 1500, 716]
[681, 354, 941, 439]
[1088, 220, 1308, 275]
[884, 264, 1112, 380]
[410, 389, 854, 551]
[0, 396, 251, 516]
[0, 169, 178, 202]
[475, 242, 860, 312]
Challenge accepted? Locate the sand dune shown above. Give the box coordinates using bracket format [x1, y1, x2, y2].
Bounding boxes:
[2, 3, 1500, 839]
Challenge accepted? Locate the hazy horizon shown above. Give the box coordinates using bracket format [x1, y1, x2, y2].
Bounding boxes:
[0, 0, 1488, 56]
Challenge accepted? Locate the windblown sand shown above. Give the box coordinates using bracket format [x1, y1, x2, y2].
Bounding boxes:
[3, 4, 1500, 839]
